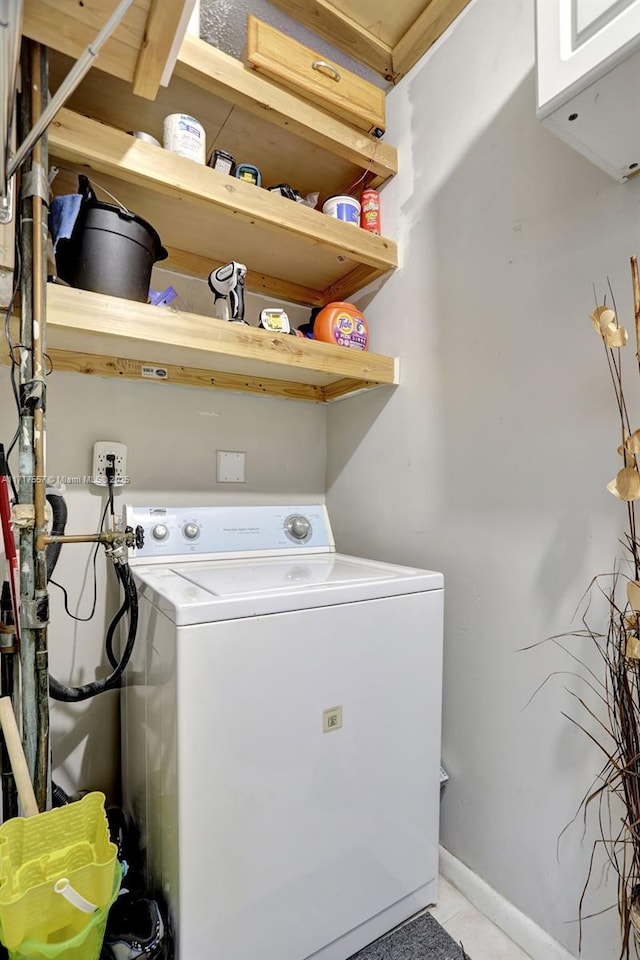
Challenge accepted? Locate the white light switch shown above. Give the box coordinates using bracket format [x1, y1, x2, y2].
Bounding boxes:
[216, 450, 246, 483]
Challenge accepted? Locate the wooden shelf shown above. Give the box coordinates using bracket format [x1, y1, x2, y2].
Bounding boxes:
[48, 35, 397, 198]
[39, 285, 399, 403]
[34, 18, 401, 402]
[23, 0, 194, 100]
[48, 109, 398, 306]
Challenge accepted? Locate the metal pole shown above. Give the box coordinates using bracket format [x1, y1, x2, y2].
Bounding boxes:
[18, 37, 36, 795]
[0, 0, 24, 194]
[18, 38, 49, 810]
[31, 42, 49, 812]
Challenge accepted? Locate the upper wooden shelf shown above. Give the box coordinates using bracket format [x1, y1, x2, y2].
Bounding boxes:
[47, 35, 398, 199]
[48, 108, 398, 306]
[23, 0, 195, 100]
[40, 285, 398, 403]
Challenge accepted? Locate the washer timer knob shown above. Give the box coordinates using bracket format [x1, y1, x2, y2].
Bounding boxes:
[287, 515, 311, 540]
[152, 523, 169, 541]
[183, 522, 200, 540]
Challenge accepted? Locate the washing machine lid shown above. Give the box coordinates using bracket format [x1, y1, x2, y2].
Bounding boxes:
[133, 553, 443, 625]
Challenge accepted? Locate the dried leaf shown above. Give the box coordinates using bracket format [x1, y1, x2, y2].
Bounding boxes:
[591, 306, 615, 335]
[618, 443, 636, 465]
[616, 440, 640, 463]
[627, 581, 640, 611]
[604, 322, 628, 348]
[616, 467, 640, 501]
[607, 477, 623, 499]
[626, 635, 640, 660]
[625, 430, 640, 454]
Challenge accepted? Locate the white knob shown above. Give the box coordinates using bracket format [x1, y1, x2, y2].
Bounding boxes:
[183, 522, 200, 540]
[152, 523, 169, 541]
[287, 516, 311, 540]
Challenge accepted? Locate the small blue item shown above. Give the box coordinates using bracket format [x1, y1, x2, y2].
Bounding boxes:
[148, 286, 178, 306]
[49, 194, 82, 253]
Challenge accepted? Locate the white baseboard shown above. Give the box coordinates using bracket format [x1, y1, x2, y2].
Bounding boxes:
[439, 846, 577, 960]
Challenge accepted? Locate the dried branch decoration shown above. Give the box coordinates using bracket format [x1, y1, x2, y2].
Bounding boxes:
[572, 256, 640, 957]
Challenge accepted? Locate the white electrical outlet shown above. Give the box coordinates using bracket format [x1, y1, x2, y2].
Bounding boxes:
[92, 441, 128, 487]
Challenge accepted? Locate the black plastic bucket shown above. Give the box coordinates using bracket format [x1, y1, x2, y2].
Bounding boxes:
[55, 176, 168, 302]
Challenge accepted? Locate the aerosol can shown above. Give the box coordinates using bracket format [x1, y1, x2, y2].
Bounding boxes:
[208, 261, 247, 323]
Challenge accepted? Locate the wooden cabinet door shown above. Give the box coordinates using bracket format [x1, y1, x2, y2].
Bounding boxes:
[247, 15, 385, 136]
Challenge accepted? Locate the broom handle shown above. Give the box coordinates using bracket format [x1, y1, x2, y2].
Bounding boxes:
[0, 698, 39, 817]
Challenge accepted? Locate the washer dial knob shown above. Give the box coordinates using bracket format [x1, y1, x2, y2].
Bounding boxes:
[152, 523, 169, 541]
[183, 522, 200, 540]
[287, 515, 311, 541]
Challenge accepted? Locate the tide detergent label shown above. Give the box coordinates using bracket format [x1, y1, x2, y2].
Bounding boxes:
[333, 312, 367, 350]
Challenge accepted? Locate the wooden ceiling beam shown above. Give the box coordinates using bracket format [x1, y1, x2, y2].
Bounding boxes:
[267, 0, 394, 81]
[132, 0, 191, 99]
[267, 0, 471, 85]
[23, 0, 193, 93]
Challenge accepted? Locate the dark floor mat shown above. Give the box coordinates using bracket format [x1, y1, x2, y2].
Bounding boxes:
[349, 911, 470, 960]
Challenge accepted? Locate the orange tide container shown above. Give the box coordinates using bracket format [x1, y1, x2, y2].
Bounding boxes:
[313, 302, 369, 351]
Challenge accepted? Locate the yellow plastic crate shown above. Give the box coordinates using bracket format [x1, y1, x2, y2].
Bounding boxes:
[9, 863, 121, 960]
[0, 793, 118, 951]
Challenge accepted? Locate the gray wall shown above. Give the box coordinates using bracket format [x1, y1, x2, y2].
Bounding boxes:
[327, 1, 639, 957]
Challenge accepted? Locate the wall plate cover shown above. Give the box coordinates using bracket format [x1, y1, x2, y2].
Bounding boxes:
[216, 450, 246, 483]
[92, 441, 128, 487]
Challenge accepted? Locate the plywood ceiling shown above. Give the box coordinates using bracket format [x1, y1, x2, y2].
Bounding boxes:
[267, 0, 471, 82]
[325, 0, 430, 47]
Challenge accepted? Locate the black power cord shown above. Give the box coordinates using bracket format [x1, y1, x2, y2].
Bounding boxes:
[105, 453, 116, 518]
[47, 468, 140, 702]
[49, 498, 109, 622]
[50, 456, 117, 622]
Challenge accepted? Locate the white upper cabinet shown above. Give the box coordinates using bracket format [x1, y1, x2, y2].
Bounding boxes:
[536, 0, 640, 181]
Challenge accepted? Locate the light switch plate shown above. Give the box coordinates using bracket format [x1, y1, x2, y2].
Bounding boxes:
[216, 450, 246, 483]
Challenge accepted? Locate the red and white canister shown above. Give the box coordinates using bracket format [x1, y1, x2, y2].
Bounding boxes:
[360, 188, 381, 234]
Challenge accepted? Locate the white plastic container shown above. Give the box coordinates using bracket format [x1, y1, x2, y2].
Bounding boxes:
[163, 114, 206, 164]
[322, 195, 361, 225]
[128, 131, 161, 147]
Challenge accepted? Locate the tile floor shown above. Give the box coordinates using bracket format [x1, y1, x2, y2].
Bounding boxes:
[429, 876, 533, 960]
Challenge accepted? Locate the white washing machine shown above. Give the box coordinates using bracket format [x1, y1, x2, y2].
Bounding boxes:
[121, 504, 444, 960]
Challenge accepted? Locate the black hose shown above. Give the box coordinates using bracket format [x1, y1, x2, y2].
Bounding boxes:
[45, 492, 67, 580]
[49, 564, 138, 703]
[105, 563, 131, 670]
[45, 487, 139, 703]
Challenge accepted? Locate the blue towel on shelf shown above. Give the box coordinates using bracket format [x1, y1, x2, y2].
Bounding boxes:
[49, 194, 82, 252]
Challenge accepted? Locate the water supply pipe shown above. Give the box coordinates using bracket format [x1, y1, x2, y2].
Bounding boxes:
[18, 40, 49, 809]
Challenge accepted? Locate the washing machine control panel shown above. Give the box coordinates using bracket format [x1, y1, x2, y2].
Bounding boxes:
[124, 504, 333, 562]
